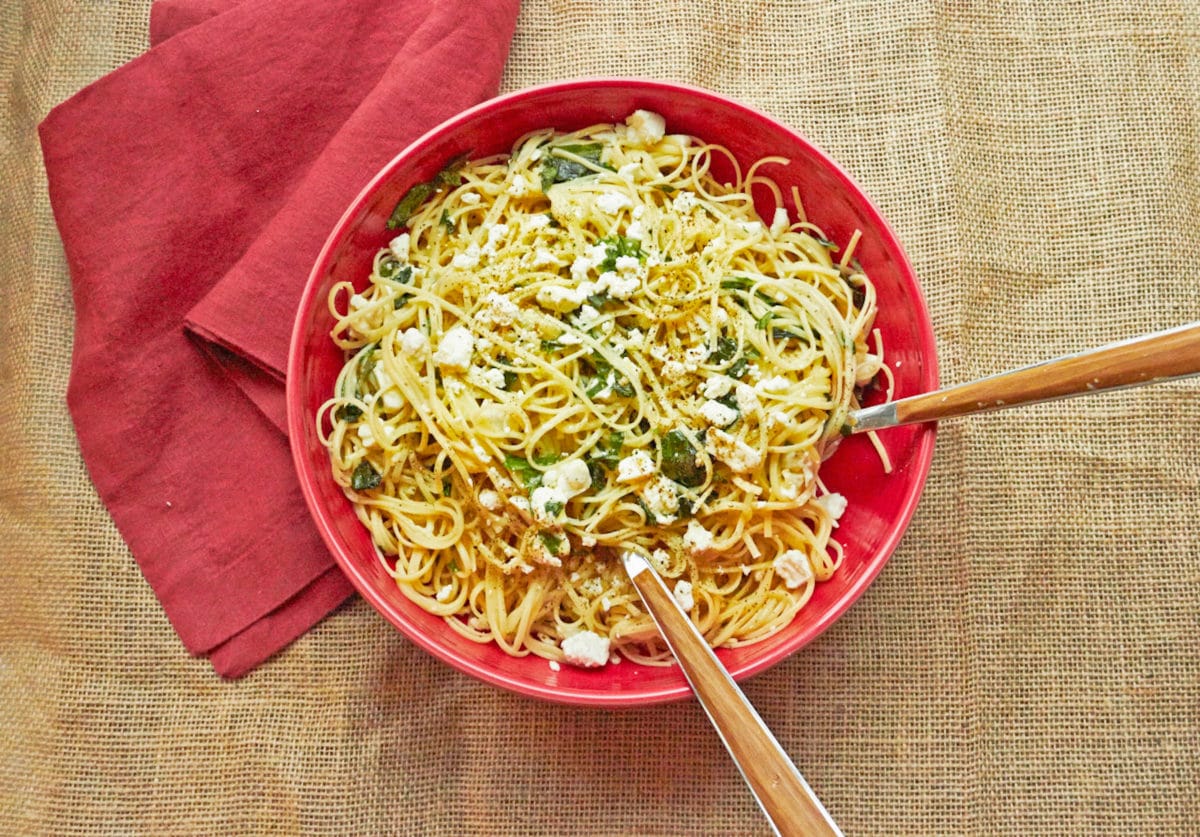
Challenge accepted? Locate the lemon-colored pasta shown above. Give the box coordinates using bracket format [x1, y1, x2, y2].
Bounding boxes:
[319, 112, 884, 668]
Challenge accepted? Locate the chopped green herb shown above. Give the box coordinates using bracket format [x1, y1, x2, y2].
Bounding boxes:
[772, 327, 804, 341]
[677, 496, 695, 518]
[589, 431, 625, 468]
[708, 336, 738, 363]
[543, 213, 561, 228]
[504, 455, 543, 490]
[755, 310, 775, 329]
[660, 430, 705, 488]
[386, 152, 469, 229]
[543, 500, 564, 516]
[728, 356, 750, 379]
[439, 209, 454, 232]
[598, 235, 644, 272]
[720, 276, 756, 293]
[587, 460, 607, 491]
[351, 461, 382, 490]
[612, 378, 635, 398]
[540, 339, 563, 353]
[586, 291, 610, 309]
[532, 451, 561, 466]
[441, 478, 453, 497]
[537, 531, 563, 554]
[335, 403, 362, 421]
[540, 143, 610, 192]
[654, 184, 677, 194]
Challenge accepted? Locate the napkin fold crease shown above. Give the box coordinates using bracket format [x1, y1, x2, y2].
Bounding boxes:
[40, 0, 520, 677]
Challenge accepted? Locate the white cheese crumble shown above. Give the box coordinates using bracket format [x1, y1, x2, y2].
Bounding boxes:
[451, 243, 482, 269]
[433, 326, 474, 371]
[672, 191, 698, 213]
[770, 206, 790, 236]
[625, 109, 666, 144]
[435, 584, 454, 602]
[525, 213, 551, 229]
[682, 520, 715, 556]
[532, 248, 563, 269]
[349, 293, 369, 311]
[699, 399, 739, 427]
[478, 489, 501, 511]
[479, 292, 520, 326]
[774, 549, 813, 589]
[600, 271, 640, 300]
[460, 192, 481, 205]
[701, 375, 735, 400]
[705, 428, 762, 474]
[399, 328, 428, 355]
[734, 382, 760, 414]
[625, 219, 645, 239]
[507, 174, 531, 197]
[673, 580, 695, 612]
[596, 190, 632, 215]
[561, 630, 611, 668]
[548, 660, 561, 672]
[388, 233, 410, 260]
[616, 450, 655, 483]
[814, 492, 848, 525]
[640, 475, 678, 523]
[756, 376, 791, 395]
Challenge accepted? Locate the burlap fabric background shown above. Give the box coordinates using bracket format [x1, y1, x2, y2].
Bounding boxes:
[3, 1, 1198, 834]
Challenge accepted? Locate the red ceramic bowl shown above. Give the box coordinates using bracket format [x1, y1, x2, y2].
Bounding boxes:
[288, 78, 938, 707]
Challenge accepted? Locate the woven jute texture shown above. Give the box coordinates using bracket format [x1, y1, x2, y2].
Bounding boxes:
[4, 1, 1199, 834]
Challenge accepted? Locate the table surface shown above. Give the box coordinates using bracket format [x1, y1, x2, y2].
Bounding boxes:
[3, 1, 1198, 834]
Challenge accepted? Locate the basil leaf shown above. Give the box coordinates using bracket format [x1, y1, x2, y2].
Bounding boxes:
[543, 500, 564, 516]
[537, 531, 563, 554]
[351, 462, 382, 490]
[540, 143, 610, 191]
[504, 455, 543, 490]
[589, 431, 624, 468]
[660, 430, 704, 488]
[708, 336, 738, 363]
[387, 153, 469, 229]
[598, 235, 644, 272]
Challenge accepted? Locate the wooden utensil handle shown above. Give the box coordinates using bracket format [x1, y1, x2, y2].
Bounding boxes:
[623, 554, 841, 837]
[894, 321, 1200, 426]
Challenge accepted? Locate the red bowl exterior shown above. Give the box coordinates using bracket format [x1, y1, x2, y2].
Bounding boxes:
[287, 78, 938, 707]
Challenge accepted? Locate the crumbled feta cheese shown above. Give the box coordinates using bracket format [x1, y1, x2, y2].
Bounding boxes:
[734, 383, 760, 414]
[777, 469, 808, 502]
[601, 271, 640, 300]
[713, 306, 729, 326]
[579, 576, 603, 597]
[815, 492, 848, 525]
[649, 548, 670, 571]
[388, 233, 410, 260]
[767, 410, 790, 429]
[479, 292, 520, 326]
[618, 162, 640, 177]
[536, 283, 589, 313]
[632, 204, 646, 220]
[699, 399, 739, 427]
[548, 459, 592, 495]
[625, 109, 666, 144]
[530, 486, 563, 522]
[640, 475, 678, 523]
[682, 520, 715, 556]
[774, 549, 813, 589]
[532, 248, 563, 269]
[616, 450, 655, 483]
[625, 328, 645, 347]
[381, 389, 403, 410]
[701, 375, 734, 400]
[580, 534, 597, 547]
[738, 221, 764, 236]
[460, 192, 481, 205]
[770, 206, 790, 236]
[702, 235, 726, 257]
[435, 584, 454, 602]
[672, 191, 698, 213]
[684, 345, 709, 366]
[625, 219, 645, 239]
[468, 366, 506, 390]
[507, 174, 531, 197]
[548, 660, 561, 672]
[596, 191, 632, 215]
[399, 327, 427, 355]
[756, 376, 791, 395]
[349, 293, 369, 311]
[530, 147, 544, 162]
[526, 213, 551, 229]
[574, 304, 602, 330]
[705, 428, 762, 474]
[433, 327, 474, 371]
[481, 222, 509, 256]
[356, 424, 377, 447]
[451, 243, 482, 269]
[663, 360, 688, 379]
[558, 331, 583, 346]
[478, 489, 501, 511]
[673, 580, 694, 611]
[561, 630, 610, 668]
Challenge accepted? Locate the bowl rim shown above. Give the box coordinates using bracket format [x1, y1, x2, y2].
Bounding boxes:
[286, 76, 939, 707]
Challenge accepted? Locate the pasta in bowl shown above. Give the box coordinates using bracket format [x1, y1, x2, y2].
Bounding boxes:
[288, 79, 937, 705]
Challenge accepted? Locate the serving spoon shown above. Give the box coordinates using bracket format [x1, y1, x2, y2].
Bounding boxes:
[621, 550, 842, 837]
[848, 321, 1200, 434]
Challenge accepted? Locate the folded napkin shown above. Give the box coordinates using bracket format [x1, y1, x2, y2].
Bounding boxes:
[40, 0, 520, 677]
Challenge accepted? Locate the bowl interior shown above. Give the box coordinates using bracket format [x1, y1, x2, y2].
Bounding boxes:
[288, 79, 938, 707]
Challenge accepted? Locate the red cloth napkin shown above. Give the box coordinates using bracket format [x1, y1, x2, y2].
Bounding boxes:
[40, 0, 520, 677]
